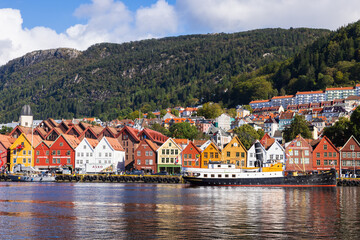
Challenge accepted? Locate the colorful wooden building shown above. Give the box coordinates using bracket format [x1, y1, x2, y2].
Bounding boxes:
[200, 141, 221, 168]
[156, 138, 182, 174]
[311, 136, 340, 174]
[181, 141, 201, 168]
[221, 136, 247, 168]
[340, 136, 360, 177]
[49, 134, 80, 171]
[285, 135, 313, 172]
[135, 139, 158, 174]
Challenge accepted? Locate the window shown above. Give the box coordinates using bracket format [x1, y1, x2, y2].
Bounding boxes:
[66, 150, 70, 156]
[57, 159, 61, 164]
[46, 159, 49, 163]
[105, 153, 108, 157]
[348, 153, 351, 158]
[323, 144, 328, 150]
[195, 161, 199, 166]
[294, 158, 299, 164]
[333, 152, 337, 157]
[23, 150, 26, 155]
[103, 145, 106, 150]
[304, 150, 309, 156]
[83, 145, 86, 149]
[169, 142, 172, 147]
[161, 158, 165, 163]
[343, 152, 346, 158]
[137, 159, 141, 165]
[289, 150, 293, 156]
[241, 152, 245, 158]
[145, 151, 149, 156]
[184, 161, 187, 166]
[149, 152, 153, 156]
[52, 159, 56, 164]
[90, 153, 93, 157]
[81, 153, 84, 157]
[170, 158, 174, 163]
[99, 153, 101, 157]
[294, 150, 299, 156]
[350, 145, 355, 150]
[250, 153, 253, 158]
[109, 153, 112, 157]
[324, 152, 327, 157]
[324, 160, 328, 165]
[36, 158, 39, 163]
[353, 152, 356, 158]
[28, 158, 31, 163]
[86, 160, 89, 164]
[162, 149, 165, 154]
[46, 151, 49, 155]
[150, 160, 153, 165]
[175, 149, 178, 155]
[86, 152, 89, 157]
[289, 158, 293, 164]
[317, 160, 320, 166]
[166, 158, 169, 163]
[77, 152, 80, 157]
[166, 149, 169, 155]
[36, 151, 39, 155]
[304, 158, 309, 164]
[296, 142, 301, 146]
[210, 152, 214, 158]
[14, 159, 17, 163]
[204, 152, 208, 158]
[328, 152, 332, 157]
[171, 149, 174, 155]
[215, 153, 219, 158]
[57, 150, 60, 155]
[241, 160, 245, 167]
[333, 160, 337, 165]
[145, 159, 149, 165]
[189, 154, 192, 159]
[13, 150, 16, 155]
[137, 151, 141, 156]
[60, 142, 63, 147]
[184, 154, 187, 159]
[211, 174, 215, 178]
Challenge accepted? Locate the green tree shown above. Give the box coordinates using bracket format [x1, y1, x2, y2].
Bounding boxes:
[127, 110, 140, 120]
[160, 109, 168, 118]
[197, 102, 223, 119]
[0, 126, 13, 134]
[233, 124, 261, 150]
[283, 115, 312, 142]
[169, 122, 198, 140]
[323, 117, 351, 147]
[171, 109, 180, 117]
[147, 112, 156, 119]
[227, 108, 237, 118]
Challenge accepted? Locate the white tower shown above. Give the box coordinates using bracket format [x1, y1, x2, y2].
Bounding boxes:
[19, 105, 33, 127]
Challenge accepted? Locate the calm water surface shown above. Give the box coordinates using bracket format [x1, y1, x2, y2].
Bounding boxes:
[0, 182, 359, 239]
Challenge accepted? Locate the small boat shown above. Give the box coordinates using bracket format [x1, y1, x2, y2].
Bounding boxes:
[8, 171, 56, 182]
[182, 162, 337, 187]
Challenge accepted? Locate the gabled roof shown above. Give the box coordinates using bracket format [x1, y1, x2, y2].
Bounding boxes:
[25, 134, 43, 148]
[119, 126, 140, 142]
[173, 139, 189, 148]
[10, 125, 33, 136]
[33, 127, 47, 139]
[183, 141, 201, 154]
[104, 137, 124, 151]
[260, 133, 275, 150]
[65, 125, 82, 136]
[78, 127, 98, 139]
[279, 112, 295, 120]
[139, 139, 159, 152]
[61, 134, 81, 149]
[340, 135, 360, 151]
[0, 134, 16, 148]
[45, 127, 62, 139]
[138, 128, 168, 144]
[86, 138, 99, 148]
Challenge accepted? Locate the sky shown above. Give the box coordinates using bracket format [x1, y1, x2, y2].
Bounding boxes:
[0, 0, 360, 65]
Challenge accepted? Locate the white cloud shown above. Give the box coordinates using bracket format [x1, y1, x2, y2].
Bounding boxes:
[178, 0, 360, 33]
[0, 0, 178, 65]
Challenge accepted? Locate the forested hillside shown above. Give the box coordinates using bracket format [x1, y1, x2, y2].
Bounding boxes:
[231, 20, 360, 104]
[0, 28, 330, 122]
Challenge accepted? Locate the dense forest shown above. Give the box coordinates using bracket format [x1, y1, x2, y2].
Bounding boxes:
[231, 20, 360, 105]
[0, 28, 330, 122]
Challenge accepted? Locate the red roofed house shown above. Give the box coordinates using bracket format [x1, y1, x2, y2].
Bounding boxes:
[340, 136, 360, 177]
[117, 126, 140, 170]
[0, 134, 16, 170]
[135, 139, 159, 174]
[49, 134, 80, 172]
[34, 140, 52, 170]
[181, 141, 201, 169]
[311, 136, 340, 175]
[94, 137, 125, 173]
[138, 128, 168, 146]
[285, 135, 314, 172]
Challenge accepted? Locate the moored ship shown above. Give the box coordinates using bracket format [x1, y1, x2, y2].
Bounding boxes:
[182, 162, 337, 187]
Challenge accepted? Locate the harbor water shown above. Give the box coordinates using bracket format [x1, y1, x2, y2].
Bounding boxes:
[0, 183, 360, 239]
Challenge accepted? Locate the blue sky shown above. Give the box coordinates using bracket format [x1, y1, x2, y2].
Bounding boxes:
[0, 0, 359, 65]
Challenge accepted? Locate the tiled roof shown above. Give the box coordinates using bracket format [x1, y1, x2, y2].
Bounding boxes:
[0, 134, 16, 148]
[25, 134, 43, 147]
[143, 139, 159, 152]
[62, 134, 81, 149]
[271, 95, 294, 99]
[296, 91, 324, 95]
[87, 138, 99, 148]
[105, 137, 124, 151]
[249, 99, 270, 104]
[326, 87, 354, 91]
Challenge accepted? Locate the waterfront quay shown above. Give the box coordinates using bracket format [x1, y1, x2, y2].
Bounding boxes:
[0, 173, 182, 184]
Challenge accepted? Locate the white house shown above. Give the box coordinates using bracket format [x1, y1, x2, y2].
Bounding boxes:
[75, 138, 98, 173]
[263, 117, 278, 137]
[266, 140, 285, 164]
[215, 113, 232, 131]
[94, 137, 125, 173]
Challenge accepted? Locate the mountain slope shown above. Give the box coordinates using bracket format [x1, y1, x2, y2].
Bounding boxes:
[231, 20, 360, 104]
[0, 28, 330, 122]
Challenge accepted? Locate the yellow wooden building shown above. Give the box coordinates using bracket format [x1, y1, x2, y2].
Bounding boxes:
[200, 141, 221, 168]
[221, 136, 247, 168]
[9, 133, 42, 172]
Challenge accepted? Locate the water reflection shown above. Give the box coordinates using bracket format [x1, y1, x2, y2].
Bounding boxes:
[1, 183, 360, 239]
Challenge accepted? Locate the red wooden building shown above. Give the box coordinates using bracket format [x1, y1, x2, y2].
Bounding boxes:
[311, 136, 340, 174]
[340, 136, 360, 177]
[34, 140, 53, 170]
[134, 139, 158, 174]
[117, 126, 140, 170]
[285, 135, 313, 172]
[181, 141, 201, 168]
[0, 134, 15, 171]
[48, 134, 80, 171]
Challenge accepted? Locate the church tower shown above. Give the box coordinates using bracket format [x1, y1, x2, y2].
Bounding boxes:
[19, 105, 33, 127]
